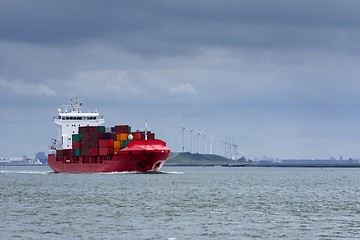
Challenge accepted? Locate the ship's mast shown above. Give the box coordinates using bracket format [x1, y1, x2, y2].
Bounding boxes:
[144, 120, 149, 140]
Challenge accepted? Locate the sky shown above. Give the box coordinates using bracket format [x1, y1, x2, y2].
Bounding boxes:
[1, 0, 360, 160]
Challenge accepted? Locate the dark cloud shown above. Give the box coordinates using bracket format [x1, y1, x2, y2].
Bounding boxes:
[1, 0, 360, 54]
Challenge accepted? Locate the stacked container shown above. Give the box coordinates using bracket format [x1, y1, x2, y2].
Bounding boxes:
[72, 134, 82, 156]
[99, 139, 114, 156]
[58, 124, 157, 158]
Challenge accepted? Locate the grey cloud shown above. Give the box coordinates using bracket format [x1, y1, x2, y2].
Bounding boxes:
[1, 0, 360, 56]
[1, 0, 360, 158]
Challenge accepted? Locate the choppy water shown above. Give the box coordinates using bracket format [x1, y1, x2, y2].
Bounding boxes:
[1, 166, 360, 239]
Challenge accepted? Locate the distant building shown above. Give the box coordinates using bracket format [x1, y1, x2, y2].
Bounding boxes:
[36, 152, 48, 165]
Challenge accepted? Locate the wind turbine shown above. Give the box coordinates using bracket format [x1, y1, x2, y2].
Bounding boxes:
[181, 125, 187, 152]
[189, 128, 194, 154]
[209, 136, 213, 154]
[220, 140, 224, 156]
[197, 132, 201, 153]
[203, 133, 207, 154]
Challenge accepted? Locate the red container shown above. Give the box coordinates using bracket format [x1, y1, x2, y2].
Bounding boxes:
[99, 139, 114, 148]
[82, 132, 100, 145]
[82, 148, 90, 156]
[97, 132, 104, 140]
[79, 126, 99, 134]
[89, 148, 98, 156]
[132, 132, 142, 140]
[89, 132, 99, 141]
[99, 147, 114, 156]
[82, 140, 98, 148]
[114, 125, 131, 133]
[82, 132, 90, 141]
[147, 133, 155, 140]
[72, 141, 82, 149]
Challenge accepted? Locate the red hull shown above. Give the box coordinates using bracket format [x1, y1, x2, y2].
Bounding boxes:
[48, 140, 170, 173]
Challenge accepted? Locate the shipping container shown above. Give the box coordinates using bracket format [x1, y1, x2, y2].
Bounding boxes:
[113, 140, 122, 149]
[89, 148, 98, 156]
[72, 149, 82, 156]
[114, 147, 120, 155]
[98, 126, 105, 133]
[132, 132, 142, 140]
[114, 125, 131, 133]
[105, 127, 112, 132]
[82, 132, 90, 141]
[82, 140, 98, 148]
[99, 147, 114, 156]
[79, 126, 99, 134]
[114, 133, 128, 141]
[147, 133, 156, 140]
[122, 139, 131, 148]
[72, 141, 82, 149]
[82, 148, 90, 156]
[82, 132, 102, 142]
[97, 132, 104, 140]
[103, 132, 112, 139]
[136, 131, 155, 140]
[99, 139, 114, 148]
[72, 134, 82, 142]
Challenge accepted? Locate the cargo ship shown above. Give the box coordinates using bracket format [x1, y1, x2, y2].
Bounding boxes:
[48, 98, 170, 173]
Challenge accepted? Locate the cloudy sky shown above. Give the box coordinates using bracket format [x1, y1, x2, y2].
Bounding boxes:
[1, 0, 360, 160]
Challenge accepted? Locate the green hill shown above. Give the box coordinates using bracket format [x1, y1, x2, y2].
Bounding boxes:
[166, 152, 242, 166]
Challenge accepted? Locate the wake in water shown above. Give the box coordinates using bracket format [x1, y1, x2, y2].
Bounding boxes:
[0, 167, 184, 175]
[99, 170, 184, 175]
[0, 170, 52, 175]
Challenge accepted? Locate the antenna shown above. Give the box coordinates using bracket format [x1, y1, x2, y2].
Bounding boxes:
[144, 120, 149, 140]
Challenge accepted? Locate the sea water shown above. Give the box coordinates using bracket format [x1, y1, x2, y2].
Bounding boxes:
[1, 166, 360, 239]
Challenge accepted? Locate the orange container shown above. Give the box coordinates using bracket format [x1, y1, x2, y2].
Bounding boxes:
[114, 147, 121, 155]
[113, 140, 122, 149]
[115, 133, 128, 141]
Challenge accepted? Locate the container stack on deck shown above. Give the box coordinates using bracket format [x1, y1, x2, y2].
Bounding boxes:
[72, 133, 82, 156]
[56, 125, 156, 158]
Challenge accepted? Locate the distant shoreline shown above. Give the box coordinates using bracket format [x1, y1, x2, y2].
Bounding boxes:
[166, 152, 360, 168]
[165, 163, 360, 168]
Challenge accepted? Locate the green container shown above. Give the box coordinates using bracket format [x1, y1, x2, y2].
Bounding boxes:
[98, 126, 106, 133]
[121, 139, 131, 148]
[72, 149, 82, 156]
[72, 134, 82, 142]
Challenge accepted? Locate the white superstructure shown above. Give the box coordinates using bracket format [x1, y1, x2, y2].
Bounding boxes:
[53, 98, 104, 150]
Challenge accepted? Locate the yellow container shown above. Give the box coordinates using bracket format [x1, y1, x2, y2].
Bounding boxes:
[114, 147, 121, 155]
[113, 140, 122, 149]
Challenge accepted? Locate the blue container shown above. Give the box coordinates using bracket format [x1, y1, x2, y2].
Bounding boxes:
[104, 132, 112, 139]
